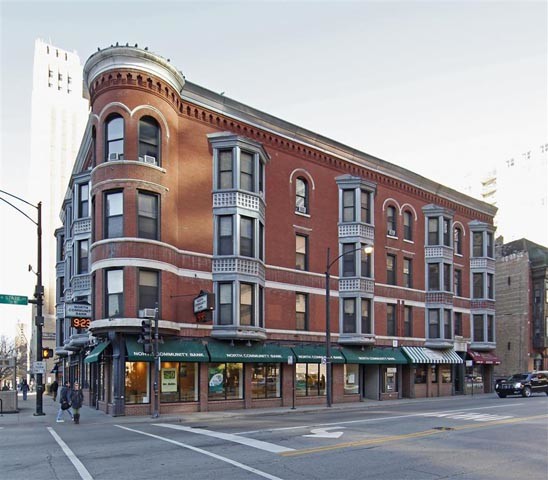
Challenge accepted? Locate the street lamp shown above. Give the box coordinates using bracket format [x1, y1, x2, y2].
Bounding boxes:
[0, 189, 45, 416]
[325, 244, 373, 407]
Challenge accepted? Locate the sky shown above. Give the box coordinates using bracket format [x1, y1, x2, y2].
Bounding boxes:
[0, 0, 547, 340]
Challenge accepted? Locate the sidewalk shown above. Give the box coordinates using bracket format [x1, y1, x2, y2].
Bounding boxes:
[1, 391, 497, 428]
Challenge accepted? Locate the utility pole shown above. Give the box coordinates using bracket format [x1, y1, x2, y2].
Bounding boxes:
[152, 304, 159, 418]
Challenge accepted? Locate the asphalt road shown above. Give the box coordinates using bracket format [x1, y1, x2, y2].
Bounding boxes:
[2, 393, 547, 480]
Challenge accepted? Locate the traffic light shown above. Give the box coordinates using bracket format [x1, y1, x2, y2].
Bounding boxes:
[140, 319, 152, 354]
[42, 347, 54, 359]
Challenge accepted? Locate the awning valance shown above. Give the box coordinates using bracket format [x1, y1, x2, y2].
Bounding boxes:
[291, 344, 345, 364]
[84, 341, 110, 364]
[401, 346, 463, 364]
[342, 347, 407, 364]
[467, 349, 501, 365]
[126, 337, 209, 362]
[207, 341, 294, 363]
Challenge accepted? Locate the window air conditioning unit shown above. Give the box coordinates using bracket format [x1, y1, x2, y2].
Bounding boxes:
[139, 308, 156, 318]
[109, 153, 122, 161]
[142, 155, 157, 165]
[296, 205, 307, 214]
[388, 229, 396, 236]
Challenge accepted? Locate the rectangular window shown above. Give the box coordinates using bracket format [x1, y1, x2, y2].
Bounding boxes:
[454, 269, 462, 296]
[473, 314, 484, 342]
[343, 244, 356, 277]
[106, 268, 123, 318]
[473, 272, 484, 299]
[343, 298, 356, 333]
[404, 306, 412, 337]
[218, 149, 233, 189]
[342, 190, 355, 222]
[414, 365, 427, 384]
[77, 240, 89, 274]
[403, 258, 413, 288]
[487, 273, 494, 299]
[105, 191, 123, 238]
[139, 270, 159, 311]
[240, 216, 254, 257]
[386, 254, 396, 285]
[360, 190, 370, 224]
[295, 363, 326, 397]
[473, 232, 483, 257]
[428, 263, 440, 291]
[159, 362, 199, 403]
[443, 218, 451, 246]
[240, 151, 254, 192]
[218, 283, 233, 325]
[387, 304, 396, 336]
[296, 234, 308, 271]
[258, 285, 264, 328]
[361, 248, 372, 278]
[259, 222, 264, 262]
[344, 364, 359, 395]
[361, 299, 371, 334]
[403, 211, 413, 241]
[486, 232, 494, 258]
[240, 283, 254, 326]
[487, 315, 494, 342]
[454, 312, 463, 336]
[441, 366, 452, 384]
[218, 216, 233, 255]
[443, 263, 452, 292]
[387, 206, 396, 235]
[138, 192, 159, 240]
[428, 309, 440, 338]
[208, 363, 243, 400]
[428, 218, 439, 245]
[296, 293, 308, 330]
[78, 183, 89, 218]
[444, 309, 452, 340]
[251, 364, 281, 399]
[125, 362, 149, 404]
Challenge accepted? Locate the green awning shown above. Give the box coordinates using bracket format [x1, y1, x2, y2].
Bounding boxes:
[84, 341, 110, 364]
[126, 337, 209, 362]
[206, 341, 294, 363]
[341, 347, 407, 364]
[291, 344, 345, 364]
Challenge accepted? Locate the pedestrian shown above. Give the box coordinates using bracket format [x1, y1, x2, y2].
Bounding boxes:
[20, 379, 30, 401]
[51, 379, 59, 401]
[70, 381, 84, 424]
[56, 380, 73, 423]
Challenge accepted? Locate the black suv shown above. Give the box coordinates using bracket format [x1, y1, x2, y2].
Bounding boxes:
[495, 371, 548, 398]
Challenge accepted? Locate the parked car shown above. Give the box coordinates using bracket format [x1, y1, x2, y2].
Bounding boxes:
[495, 371, 548, 398]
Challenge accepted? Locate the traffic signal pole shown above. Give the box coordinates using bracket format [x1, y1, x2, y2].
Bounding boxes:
[152, 305, 159, 419]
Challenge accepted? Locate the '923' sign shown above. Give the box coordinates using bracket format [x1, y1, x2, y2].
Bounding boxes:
[71, 317, 91, 329]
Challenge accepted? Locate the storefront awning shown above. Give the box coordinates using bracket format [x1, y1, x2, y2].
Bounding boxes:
[342, 347, 407, 364]
[126, 337, 209, 362]
[401, 346, 463, 364]
[291, 344, 345, 364]
[206, 341, 294, 363]
[84, 341, 110, 364]
[467, 349, 501, 365]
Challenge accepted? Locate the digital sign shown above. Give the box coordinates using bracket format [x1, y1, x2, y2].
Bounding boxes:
[71, 317, 91, 329]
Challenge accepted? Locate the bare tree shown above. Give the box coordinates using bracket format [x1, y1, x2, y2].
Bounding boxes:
[0, 335, 17, 387]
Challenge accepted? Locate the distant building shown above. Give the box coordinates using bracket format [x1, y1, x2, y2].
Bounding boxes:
[495, 238, 548, 375]
[56, 45, 497, 416]
[480, 145, 548, 247]
[28, 39, 88, 375]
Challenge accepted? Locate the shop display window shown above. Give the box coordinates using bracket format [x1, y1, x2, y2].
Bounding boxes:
[125, 361, 150, 404]
[441, 366, 452, 383]
[295, 363, 326, 397]
[160, 362, 199, 403]
[414, 365, 427, 384]
[344, 364, 359, 395]
[251, 364, 281, 399]
[208, 363, 243, 400]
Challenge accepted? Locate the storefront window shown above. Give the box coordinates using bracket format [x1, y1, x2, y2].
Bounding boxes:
[160, 362, 199, 403]
[414, 365, 427, 384]
[125, 361, 150, 404]
[251, 364, 281, 399]
[344, 364, 359, 395]
[295, 363, 326, 397]
[441, 366, 452, 383]
[431, 365, 439, 383]
[208, 363, 243, 400]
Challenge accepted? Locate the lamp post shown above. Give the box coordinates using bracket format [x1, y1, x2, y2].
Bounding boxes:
[0, 190, 45, 416]
[325, 244, 373, 407]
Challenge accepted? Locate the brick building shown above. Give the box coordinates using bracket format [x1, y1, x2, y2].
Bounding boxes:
[55, 45, 497, 416]
[495, 238, 548, 376]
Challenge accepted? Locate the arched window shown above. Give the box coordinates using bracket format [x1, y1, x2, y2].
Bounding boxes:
[386, 206, 397, 236]
[138, 116, 160, 165]
[403, 210, 413, 241]
[105, 114, 124, 161]
[295, 177, 308, 214]
[454, 227, 463, 255]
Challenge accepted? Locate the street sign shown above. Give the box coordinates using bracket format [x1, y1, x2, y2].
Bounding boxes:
[0, 294, 28, 305]
[33, 361, 46, 374]
[65, 302, 91, 318]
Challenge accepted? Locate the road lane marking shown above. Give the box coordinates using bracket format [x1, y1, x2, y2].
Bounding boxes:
[47, 427, 93, 480]
[281, 414, 548, 457]
[154, 423, 294, 453]
[237, 403, 525, 435]
[303, 427, 345, 438]
[116, 425, 286, 480]
[419, 411, 513, 422]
